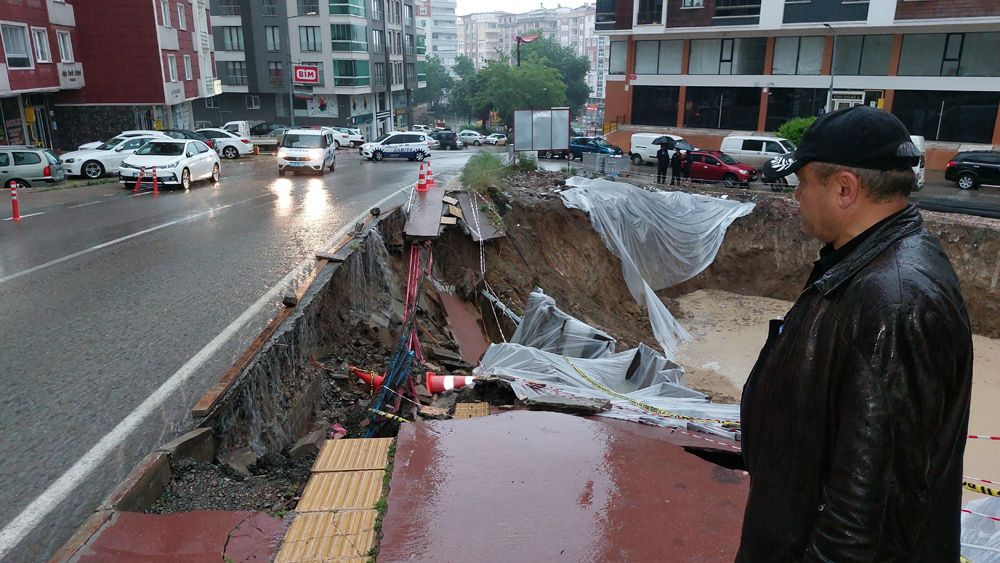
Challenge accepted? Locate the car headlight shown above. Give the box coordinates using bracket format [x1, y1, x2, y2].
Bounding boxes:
[64, 158, 77, 163]
[160, 160, 181, 169]
[120, 162, 136, 169]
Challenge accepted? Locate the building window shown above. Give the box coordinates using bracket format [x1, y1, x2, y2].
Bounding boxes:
[218, 0, 241, 16]
[222, 27, 244, 51]
[56, 31, 72, 62]
[371, 0, 384, 21]
[31, 28, 50, 64]
[689, 38, 765, 75]
[331, 24, 368, 51]
[246, 95, 261, 110]
[899, 33, 1000, 77]
[416, 34, 425, 54]
[161, 0, 172, 27]
[765, 88, 826, 131]
[715, 0, 760, 18]
[298, 0, 319, 15]
[167, 55, 178, 81]
[177, 4, 187, 30]
[634, 40, 682, 74]
[372, 29, 385, 54]
[300, 26, 321, 51]
[833, 35, 891, 76]
[404, 33, 414, 55]
[609, 40, 626, 74]
[417, 60, 426, 81]
[1, 24, 32, 69]
[333, 59, 370, 86]
[373, 62, 386, 85]
[682, 0, 704, 6]
[685, 86, 760, 130]
[893, 90, 999, 143]
[205, 96, 219, 108]
[632, 86, 679, 126]
[330, 0, 366, 16]
[772, 36, 824, 75]
[183, 54, 193, 80]
[405, 4, 414, 26]
[268, 61, 284, 86]
[220, 60, 248, 85]
[265, 26, 280, 51]
[637, 0, 662, 25]
[262, 0, 278, 16]
[301, 60, 325, 85]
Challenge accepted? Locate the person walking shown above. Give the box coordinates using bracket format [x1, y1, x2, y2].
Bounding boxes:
[655, 143, 670, 185]
[669, 150, 682, 186]
[681, 150, 692, 182]
[738, 106, 972, 562]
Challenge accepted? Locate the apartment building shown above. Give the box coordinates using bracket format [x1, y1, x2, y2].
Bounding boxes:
[195, 0, 426, 139]
[54, 0, 217, 150]
[0, 0, 83, 148]
[429, 0, 457, 72]
[596, 0, 1000, 152]
[459, 6, 608, 102]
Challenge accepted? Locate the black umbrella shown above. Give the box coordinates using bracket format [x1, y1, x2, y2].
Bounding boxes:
[651, 136, 676, 148]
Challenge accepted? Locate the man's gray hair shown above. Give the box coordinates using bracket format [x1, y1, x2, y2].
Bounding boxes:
[813, 162, 916, 202]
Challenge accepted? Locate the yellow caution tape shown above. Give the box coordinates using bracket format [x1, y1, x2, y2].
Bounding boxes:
[370, 408, 410, 424]
[563, 357, 736, 426]
[965, 481, 1000, 497]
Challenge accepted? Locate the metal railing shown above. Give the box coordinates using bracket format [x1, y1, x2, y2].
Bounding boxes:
[221, 75, 248, 86]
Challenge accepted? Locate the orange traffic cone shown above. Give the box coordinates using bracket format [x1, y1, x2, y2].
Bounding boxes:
[416, 162, 428, 192]
[426, 162, 436, 187]
[350, 366, 384, 391]
[425, 372, 474, 394]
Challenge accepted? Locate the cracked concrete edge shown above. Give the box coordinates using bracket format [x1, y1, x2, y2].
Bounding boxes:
[49, 510, 117, 563]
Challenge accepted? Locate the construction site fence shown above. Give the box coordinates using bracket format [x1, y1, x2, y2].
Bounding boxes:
[564, 153, 790, 191]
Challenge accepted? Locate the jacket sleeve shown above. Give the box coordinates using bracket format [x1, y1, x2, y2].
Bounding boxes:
[801, 304, 953, 562]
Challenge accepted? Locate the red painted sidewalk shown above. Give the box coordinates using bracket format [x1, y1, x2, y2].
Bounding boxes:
[379, 410, 749, 562]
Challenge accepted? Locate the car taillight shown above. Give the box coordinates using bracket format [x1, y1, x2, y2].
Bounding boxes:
[240, 138, 251, 144]
[946, 161, 956, 168]
[43, 165, 51, 176]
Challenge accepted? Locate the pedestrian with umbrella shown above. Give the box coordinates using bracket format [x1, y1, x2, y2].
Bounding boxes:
[651, 136, 675, 186]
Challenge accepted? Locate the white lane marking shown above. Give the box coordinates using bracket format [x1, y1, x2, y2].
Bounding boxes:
[128, 191, 153, 197]
[102, 193, 117, 197]
[0, 194, 270, 285]
[67, 201, 102, 209]
[0, 183, 412, 558]
[3, 212, 45, 221]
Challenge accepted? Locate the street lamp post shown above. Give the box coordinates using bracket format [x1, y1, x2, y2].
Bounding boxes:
[287, 11, 318, 127]
[824, 23, 837, 114]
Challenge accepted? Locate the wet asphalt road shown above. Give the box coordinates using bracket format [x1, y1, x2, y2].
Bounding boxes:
[0, 149, 477, 561]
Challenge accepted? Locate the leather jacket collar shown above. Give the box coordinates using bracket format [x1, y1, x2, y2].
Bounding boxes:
[812, 204, 924, 297]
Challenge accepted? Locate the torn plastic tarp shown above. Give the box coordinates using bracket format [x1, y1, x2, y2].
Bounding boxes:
[477, 290, 739, 431]
[511, 290, 617, 359]
[962, 497, 1000, 562]
[561, 176, 755, 357]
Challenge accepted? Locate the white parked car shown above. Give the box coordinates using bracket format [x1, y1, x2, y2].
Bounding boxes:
[118, 139, 221, 190]
[277, 128, 337, 176]
[77, 130, 168, 151]
[196, 128, 255, 159]
[412, 125, 431, 132]
[335, 127, 366, 148]
[458, 130, 485, 146]
[61, 135, 162, 179]
[321, 127, 351, 149]
[360, 132, 431, 161]
[485, 133, 508, 146]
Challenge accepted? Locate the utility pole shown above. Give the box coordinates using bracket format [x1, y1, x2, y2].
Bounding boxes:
[287, 11, 318, 127]
[824, 23, 837, 114]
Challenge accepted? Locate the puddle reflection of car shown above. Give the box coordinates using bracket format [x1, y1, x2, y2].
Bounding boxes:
[118, 139, 221, 190]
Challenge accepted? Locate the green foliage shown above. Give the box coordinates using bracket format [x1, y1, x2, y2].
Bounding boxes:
[453, 55, 476, 79]
[448, 54, 569, 125]
[413, 56, 453, 108]
[518, 33, 592, 115]
[461, 152, 508, 192]
[777, 116, 817, 146]
[512, 153, 537, 172]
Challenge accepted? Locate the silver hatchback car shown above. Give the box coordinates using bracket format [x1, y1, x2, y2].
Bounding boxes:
[0, 145, 66, 187]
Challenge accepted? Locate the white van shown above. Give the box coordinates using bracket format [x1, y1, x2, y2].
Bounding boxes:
[910, 135, 926, 191]
[360, 131, 431, 161]
[720, 135, 796, 170]
[629, 133, 694, 166]
[276, 128, 337, 175]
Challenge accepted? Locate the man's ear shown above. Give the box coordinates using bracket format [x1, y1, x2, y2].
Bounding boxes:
[833, 169, 862, 210]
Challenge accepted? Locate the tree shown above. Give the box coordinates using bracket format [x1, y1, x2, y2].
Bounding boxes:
[518, 34, 591, 115]
[414, 56, 453, 108]
[453, 55, 476, 79]
[778, 116, 817, 145]
[476, 59, 567, 126]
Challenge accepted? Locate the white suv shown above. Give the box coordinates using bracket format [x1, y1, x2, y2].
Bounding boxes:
[277, 128, 337, 175]
[360, 132, 431, 162]
[458, 130, 485, 146]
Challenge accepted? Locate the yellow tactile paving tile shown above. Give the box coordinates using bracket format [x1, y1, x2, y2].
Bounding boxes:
[312, 438, 393, 472]
[275, 512, 377, 563]
[296, 470, 384, 512]
[453, 402, 490, 418]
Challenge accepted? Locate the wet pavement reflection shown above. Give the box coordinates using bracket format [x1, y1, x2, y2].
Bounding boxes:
[379, 410, 749, 562]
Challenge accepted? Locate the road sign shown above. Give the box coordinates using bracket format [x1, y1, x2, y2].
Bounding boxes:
[293, 65, 320, 84]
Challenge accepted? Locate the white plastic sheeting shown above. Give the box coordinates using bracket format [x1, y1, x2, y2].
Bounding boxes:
[962, 497, 1000, 562]
[476, 291, 740, 430]
[561, 176, 755, 357]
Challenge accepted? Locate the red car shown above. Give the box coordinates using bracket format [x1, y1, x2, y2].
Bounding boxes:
[686, 150, 757, 187]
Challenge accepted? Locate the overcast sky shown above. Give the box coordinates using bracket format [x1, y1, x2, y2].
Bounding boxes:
[455, 0, 592, 16]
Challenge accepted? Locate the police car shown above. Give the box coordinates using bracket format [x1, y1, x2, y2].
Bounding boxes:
[360, 132, 432, 161]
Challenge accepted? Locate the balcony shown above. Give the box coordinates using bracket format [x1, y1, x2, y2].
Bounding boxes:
[47, 0, 75, 26]
[222, 75, 248, 86]
[57, 61, 85, 89]
[297, 0, 319, 15]
[715, 0, 760, 19]
[217, 0, 241, 16]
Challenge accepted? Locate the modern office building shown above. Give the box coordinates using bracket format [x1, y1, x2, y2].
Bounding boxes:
[595, 0, 1000, 153]
[195, 0, 426, 139]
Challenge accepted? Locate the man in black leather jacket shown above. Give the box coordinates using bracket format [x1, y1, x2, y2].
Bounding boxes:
[739, 106, 973, 562]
